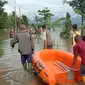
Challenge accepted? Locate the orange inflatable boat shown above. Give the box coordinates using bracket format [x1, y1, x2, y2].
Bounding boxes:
[32, 49, 81, 85]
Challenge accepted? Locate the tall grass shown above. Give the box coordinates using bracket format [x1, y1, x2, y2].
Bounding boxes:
[0, 42, 3, 57]
[0, 29, 9, 41]
[0, 29, 9, 57]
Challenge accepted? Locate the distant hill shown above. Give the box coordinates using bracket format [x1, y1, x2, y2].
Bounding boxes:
[29, 15, 81, 25]
[51, 15, 81, 25]
[71, 16, 81, 25]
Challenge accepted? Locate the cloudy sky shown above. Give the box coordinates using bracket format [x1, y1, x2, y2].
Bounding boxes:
[4, 0, 78, 19]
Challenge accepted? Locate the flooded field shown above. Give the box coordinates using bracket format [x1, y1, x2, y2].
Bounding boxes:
[0, 29, 83, 85]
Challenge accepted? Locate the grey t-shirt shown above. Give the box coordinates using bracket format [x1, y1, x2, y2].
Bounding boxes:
[11, 32, 35, 55]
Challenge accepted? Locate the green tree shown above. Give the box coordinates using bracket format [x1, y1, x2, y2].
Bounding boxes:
[0, 0, 7, 14]
[52, 12, 72, 39]
[34, 15, 39, 24]
[38, 7, 54, 25]
[22, 15, 29, 26]
[33, 15, 43, 28]
[63, 0, 85, 36]
[0, 0, 8, 29]
[0, 12, 8, 29]
[7, 13, 15, 28]
[7, 11, 19, 30]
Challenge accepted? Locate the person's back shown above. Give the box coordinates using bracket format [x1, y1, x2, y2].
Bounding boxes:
[11, 25, 34, 73]
[17, 32, 34, 55]
[46, 30, 53, 46]
[41, 25, 53, 49]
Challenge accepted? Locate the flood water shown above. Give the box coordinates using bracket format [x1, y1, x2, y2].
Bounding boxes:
[0, 28, 82, 85]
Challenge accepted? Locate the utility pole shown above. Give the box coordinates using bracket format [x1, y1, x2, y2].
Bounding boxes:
[19, 6, 22, 25]
[19, 6, 21, 18]
[19, 6, 22, 23]
[14, 0, 17, 34]
[18, 6, 22, 32]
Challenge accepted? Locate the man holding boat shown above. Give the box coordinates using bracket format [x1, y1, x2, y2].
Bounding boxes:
[11, 25, 35, 74]
[71, 35, 85, 85]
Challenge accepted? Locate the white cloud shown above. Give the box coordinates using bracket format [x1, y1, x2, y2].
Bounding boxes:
[4, 0, 75, 18]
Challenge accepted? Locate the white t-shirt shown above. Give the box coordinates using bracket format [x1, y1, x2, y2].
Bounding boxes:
[40, 30, 53, 46]
[41, 31, 46, 40]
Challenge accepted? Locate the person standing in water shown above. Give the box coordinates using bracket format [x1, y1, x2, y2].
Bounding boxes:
[9, 28, 15, 38]
[36, 26, 41, 44]
[42, 25, 53, 49]
[71, 35, 85, 85]
[72, 24, 80, 47]
[11, 25, 35, 74]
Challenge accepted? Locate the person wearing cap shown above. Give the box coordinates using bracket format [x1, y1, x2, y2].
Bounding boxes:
[11, 25, 35, 73]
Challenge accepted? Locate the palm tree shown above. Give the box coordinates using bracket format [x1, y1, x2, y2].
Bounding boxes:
[51, 12, 72, 39]
[74, 9, 85, 35]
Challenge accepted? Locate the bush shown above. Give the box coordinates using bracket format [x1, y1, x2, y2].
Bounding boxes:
[0, 42, 3, 57]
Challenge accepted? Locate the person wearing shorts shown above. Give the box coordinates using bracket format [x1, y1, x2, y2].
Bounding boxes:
[11, 25, 35, 72]
[21, 54, 32, 64]
[71, 35, 85, 84]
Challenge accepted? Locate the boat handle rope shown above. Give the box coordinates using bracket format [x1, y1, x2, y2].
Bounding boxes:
[53, 62, 67, 72]
[56, 60, 80, 71]
[53, 60, 70, 72]
[56, 60, 70, 71]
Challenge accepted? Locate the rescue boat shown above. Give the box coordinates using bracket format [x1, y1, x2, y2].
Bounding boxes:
[32, 49, 81, 85]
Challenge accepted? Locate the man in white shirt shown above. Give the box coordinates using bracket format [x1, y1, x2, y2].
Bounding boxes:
[42, 25, 53, 49]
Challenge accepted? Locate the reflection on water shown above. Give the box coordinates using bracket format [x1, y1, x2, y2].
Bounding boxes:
[0, 39, 49, 85]
[0, 29, 73, 85]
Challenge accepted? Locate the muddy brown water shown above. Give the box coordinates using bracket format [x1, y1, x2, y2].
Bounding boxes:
[0, 29, 83, 85]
